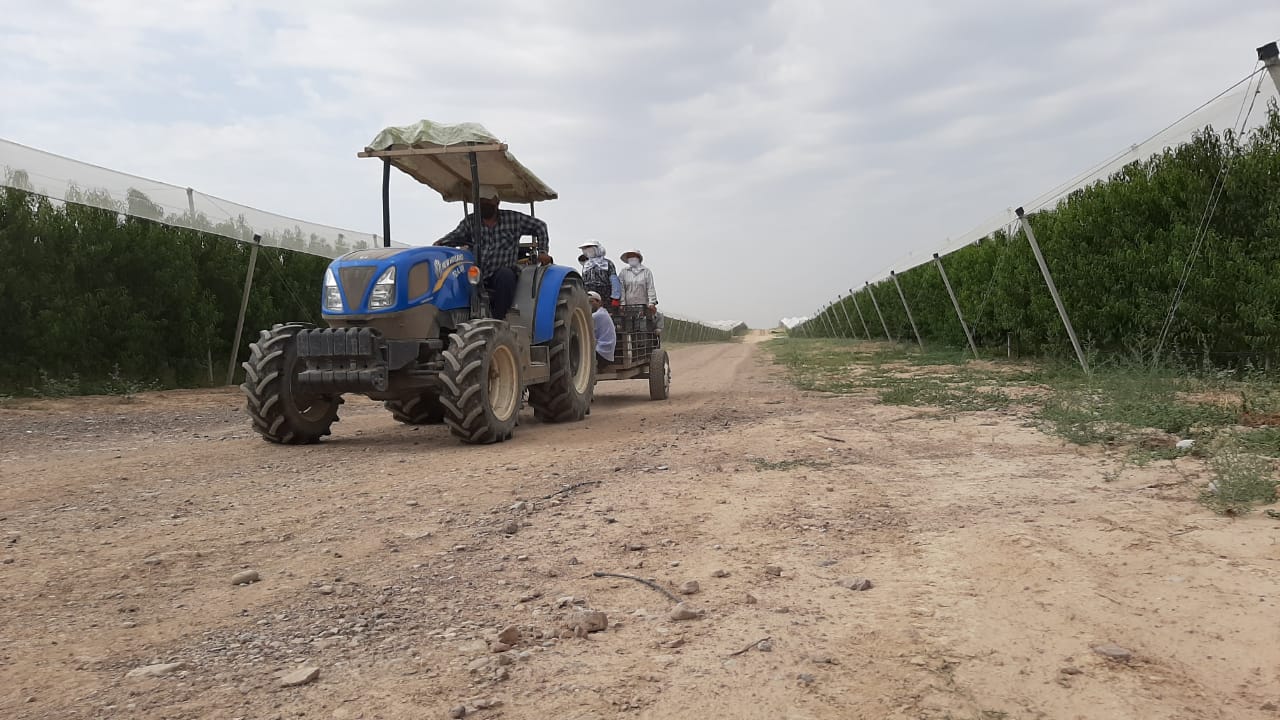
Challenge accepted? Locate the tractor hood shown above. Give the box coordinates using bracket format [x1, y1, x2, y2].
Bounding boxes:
[322, 245, 472, 316]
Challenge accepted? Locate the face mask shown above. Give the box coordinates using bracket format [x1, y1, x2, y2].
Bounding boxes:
[627, 258, 641, 268]
[583, 247, 598, 259]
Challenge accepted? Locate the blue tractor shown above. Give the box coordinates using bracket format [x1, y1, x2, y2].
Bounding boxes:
[240, 120, 596, 444]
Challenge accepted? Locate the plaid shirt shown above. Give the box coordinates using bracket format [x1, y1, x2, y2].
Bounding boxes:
[437, 209, 549, 279]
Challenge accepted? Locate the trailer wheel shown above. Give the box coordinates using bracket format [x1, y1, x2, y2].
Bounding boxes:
[648, 348, 670, 401]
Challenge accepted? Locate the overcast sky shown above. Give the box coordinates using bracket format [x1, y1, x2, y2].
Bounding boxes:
[2, 1, 1278, 327]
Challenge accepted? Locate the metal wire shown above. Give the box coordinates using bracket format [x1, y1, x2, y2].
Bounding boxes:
[1152, 64, 1266, 362]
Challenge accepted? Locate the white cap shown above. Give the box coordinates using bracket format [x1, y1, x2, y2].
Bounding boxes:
[587, 291, 602, 302]
[477, 185, 499, 200]
[577, 239, 602, 250]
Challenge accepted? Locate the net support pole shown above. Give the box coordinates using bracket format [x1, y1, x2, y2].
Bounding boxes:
[1016, 206, 1089, 374]
[890, 271, 924, 351]
[835, 295, 855, 339]
[1259, 42, 1280, 94]
[933, 253, 979, 359]
[827, 304, 841, 337]
[185, 187, 195, 217]
[849, 289, 872, 340]
[866, 282, 894, 342]
[226, 233, 262, 386]
[820, 305, 836, 337]
[381, 159, 392, 247]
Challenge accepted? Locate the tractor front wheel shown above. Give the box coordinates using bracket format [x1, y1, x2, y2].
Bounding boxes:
[241, 323, 343, 444]
[439, 321, 522, 444]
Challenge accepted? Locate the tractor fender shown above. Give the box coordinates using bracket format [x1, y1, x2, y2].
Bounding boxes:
[533, 266, 580, 345]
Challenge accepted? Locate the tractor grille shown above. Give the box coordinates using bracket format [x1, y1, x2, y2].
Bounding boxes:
[339, 266, 378, 310]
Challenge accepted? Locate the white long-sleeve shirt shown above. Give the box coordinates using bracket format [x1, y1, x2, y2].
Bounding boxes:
[619, 264, 658, 306]
[592, 307, 616, 360]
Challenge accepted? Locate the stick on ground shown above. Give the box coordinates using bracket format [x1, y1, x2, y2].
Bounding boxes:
[591, 571, 680, 604]
[729, 637, 772, 657]
[541, 480, 602, 500]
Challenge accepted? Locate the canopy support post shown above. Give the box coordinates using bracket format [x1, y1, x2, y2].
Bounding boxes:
[381, 160, 391, 247]
[468, 151, 482, 247]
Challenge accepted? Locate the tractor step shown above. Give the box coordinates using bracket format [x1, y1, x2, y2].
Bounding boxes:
[526, 360, 550, 384]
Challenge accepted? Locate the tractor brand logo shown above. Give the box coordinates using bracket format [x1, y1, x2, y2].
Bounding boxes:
[432, 255, 464, 278]
[431, 255, 467, 292]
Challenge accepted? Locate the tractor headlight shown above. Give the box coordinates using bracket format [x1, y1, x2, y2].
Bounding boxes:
[323, 268, 343, 312]
[368, 266, 397, 309]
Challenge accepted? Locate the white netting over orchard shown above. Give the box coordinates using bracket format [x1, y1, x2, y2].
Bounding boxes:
[865, 65, 1280, 284]
[0, 138, 398, 258]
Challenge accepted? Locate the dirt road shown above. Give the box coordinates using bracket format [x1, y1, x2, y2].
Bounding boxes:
[2, 337, 1278, 719]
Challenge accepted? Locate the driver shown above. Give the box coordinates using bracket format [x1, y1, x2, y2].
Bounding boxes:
[434, 185, 552, 320]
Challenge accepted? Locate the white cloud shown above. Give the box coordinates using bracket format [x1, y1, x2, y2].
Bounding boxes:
[2, 1, 1279, 326]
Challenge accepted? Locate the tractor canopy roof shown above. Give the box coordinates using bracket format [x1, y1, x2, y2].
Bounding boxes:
[359, 119, 557, 204]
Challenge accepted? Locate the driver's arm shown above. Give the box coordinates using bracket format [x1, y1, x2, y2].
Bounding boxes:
[518, 214, 549, 255]
[434, 217, 472, 247]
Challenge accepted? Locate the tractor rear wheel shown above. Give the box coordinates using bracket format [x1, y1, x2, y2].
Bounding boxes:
[648, 347, 671, 400]
[241, 323, 342, 444]
[528, 281, 594, 422]
[439, 321, 522, 444]
[384, 391, 445, 425]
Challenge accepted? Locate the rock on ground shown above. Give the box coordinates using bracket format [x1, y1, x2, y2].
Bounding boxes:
[280, 666, 320, 687]
[126, 662, 187, 679]
[230, 570, 259, 586]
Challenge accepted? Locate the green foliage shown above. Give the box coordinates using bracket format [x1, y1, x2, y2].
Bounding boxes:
[1203, 448, 1277, 515]
[750, 458, 832, 471]
[879, 379, 1011, 412]
[771, 337, 1280, 515]
[1033, 365, 1239, 444]
[664, 317, 733, 343]
[798, 102, 1280, 368]
[0, 188, 330, 395]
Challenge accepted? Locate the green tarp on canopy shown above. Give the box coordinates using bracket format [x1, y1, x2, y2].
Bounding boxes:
[363, 120, 557, 204]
